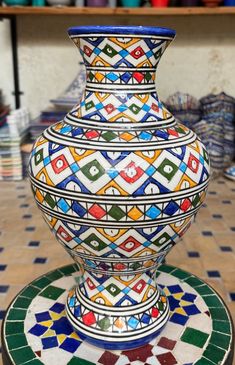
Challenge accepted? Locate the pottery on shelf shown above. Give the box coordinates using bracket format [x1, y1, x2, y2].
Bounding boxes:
[28, 25, 210, 350]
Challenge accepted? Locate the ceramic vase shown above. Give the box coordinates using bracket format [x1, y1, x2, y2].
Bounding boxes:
[28, 25, 210, 350]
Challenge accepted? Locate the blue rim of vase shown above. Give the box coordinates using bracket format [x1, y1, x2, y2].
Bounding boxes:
[68, 25, 176, 38]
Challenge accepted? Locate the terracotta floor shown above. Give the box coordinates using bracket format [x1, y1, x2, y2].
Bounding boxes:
[0, 177, 234, 364]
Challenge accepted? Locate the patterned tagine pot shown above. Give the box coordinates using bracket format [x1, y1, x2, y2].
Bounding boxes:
[28, 25, 210, 350]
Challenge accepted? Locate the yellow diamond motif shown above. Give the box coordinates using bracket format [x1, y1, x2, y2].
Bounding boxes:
[95, 72, 105, 82]
[128, 207, 143, 220]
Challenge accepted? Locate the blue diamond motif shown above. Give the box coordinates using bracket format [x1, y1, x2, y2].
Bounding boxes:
[58, 199, 70, 213]
[146, 206, 161, 219]
[128, 316, 139, 329]
[70, 162, 80, 173]
[146, 165, 156, 176]
[142, 104, 151, 112]
[42, 336, 58, 349]
[139, 131, 152, 141]
[43, 156, 50, 166]
[108, 169, 119, 179]
[119, 49, 129, 57]
[163, 201, 179, 216]
[107, 73, 119, 82]
[110, 243, 117, 249]
[179, 162, 187, 173]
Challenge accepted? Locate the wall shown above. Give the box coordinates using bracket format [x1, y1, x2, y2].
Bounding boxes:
[0, 14, 235, 118]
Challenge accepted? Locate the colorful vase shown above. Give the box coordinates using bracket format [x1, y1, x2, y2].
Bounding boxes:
[28, 26, 210, 350]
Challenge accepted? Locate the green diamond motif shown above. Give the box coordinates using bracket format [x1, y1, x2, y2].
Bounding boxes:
[97, 317, 111, 330]
[181, 327, 209, 348]
[192, 193, 200, 207]
[203, 148, 209, 163]
[68, 357, 94, 365]
[108, 206, 125, 221]
[85, 101, 95, 111]
[44, 193, 56, 209]
[102, 131, 117, 142]
[129, 103, 141, 115]
[153, 232, 171, 247]
[106, 283, 121, 297]
[84, 234, 107, 251]
[88, 72, 94, 81]
[158, 158, 178, 181]
[155, 49, 162, 58]
[175, 126, 186, 134]
[102, 44, 118, 58]
[81, 160, 105, 182]
[34, 149, 43, 166]
[145, 72, 152, 82]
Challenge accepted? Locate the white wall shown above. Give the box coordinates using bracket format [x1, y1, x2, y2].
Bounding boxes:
[0, 14, 235, 118]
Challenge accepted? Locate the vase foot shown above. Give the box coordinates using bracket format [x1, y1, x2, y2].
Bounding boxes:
[66, 284, 170, 350]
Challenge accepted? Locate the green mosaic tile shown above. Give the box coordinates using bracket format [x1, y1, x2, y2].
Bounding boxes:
[46, 269, 63, 282]
[5, 321, 24, 335]
[181, 327, 209, 348]
[10, 346, 36, 364]
[210, 308, 229, 321]
[13, 297, 31, 309]
[20, 285, 41, 299]
[24, 360, 44, 365]
[210, 331, 231, 350]
[184, 276, 204, 287]
[33, 276, 52, 289]
[203, 344, 226, 364]
[59, 265, 77, 276]
[212, 320, 231, 335]
[172, 268, 191, 280]
[40, 285, 65, 300]
[203, 295, 223, 308]
[194, 357, 216, 365]
[7, 309, 27, 321]
[6, 334, 27, 350]
[197, 285, 215, 296]
[67, 357, 95, 365]
[158, 265, 175, 274]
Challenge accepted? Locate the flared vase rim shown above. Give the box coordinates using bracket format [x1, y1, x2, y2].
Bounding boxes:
[68, 25, 176, 38]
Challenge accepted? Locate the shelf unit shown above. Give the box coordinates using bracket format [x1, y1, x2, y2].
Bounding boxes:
[0, 6, 235, 16]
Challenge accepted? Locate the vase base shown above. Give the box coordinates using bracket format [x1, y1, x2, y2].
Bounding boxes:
[66, 286, 170, 350]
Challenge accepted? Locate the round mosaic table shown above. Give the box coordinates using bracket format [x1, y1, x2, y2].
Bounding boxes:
[1, 264, 234, 365]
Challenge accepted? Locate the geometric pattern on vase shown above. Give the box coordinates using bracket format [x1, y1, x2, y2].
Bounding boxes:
[28, 25, 210, 350]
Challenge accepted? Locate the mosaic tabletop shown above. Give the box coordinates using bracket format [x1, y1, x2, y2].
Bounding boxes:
[1, 264, 234, 365]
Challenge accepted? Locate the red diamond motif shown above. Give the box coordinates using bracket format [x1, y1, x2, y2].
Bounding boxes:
[132, 279, 146, 294]
[157, 337, 176, 350]
[82, 311, 96, 326]
[99, 351, 119, 365]
[51, 155, 69, 174]
[57, 226, 72, 242]
[188, 153, 200, 173]
[151, 103, 159, 112]
[84, 45, 92, 56]
[130, 46, 145, 59]
[133, 72, 144, 83]
[168, 128, 179, 137]
[114, 262, 127, 271]
[180, 198, 191, 212]
[89, 204, 106, 219]
[151, 307, 159, 318]
[120, 161, 144, 183]
[86, 277, 96, 290]
[119, 236, 141, 252]
[85, 130, 100, 139]
[105, 104, 115, 114]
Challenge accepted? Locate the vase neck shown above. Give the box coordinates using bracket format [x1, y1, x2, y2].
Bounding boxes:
[68, 30, 175, 125]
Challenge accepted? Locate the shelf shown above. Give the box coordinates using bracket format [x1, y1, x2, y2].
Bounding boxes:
[0, 6, 235, 16]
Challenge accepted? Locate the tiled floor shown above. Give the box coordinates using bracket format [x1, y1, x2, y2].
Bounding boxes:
[0, 177, 234, 364]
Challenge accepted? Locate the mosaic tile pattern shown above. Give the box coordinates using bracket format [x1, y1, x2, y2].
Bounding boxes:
[0, 177, 235, 364]
[2, 264, 233, 365]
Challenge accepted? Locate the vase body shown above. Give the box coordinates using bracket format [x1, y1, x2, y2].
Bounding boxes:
[29, 26, 210, 350]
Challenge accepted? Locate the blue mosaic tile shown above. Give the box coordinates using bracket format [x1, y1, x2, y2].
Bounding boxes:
[220, 246, 232, 252]
[17, 195, 26, 199]
[0, 285, 9, 293]
[188, 251, 200, 258]
[168, 285, 182, 294]
[184, 304, 201, 316]
[36, 311, 51, 322]
[34, 257, 47, 264]
[230, 227, 235, 232]
[25, 227, 35, 232]
[229, 293, 235, 301]
[29, 324, 48, 336]
[0, 265, 7, 271]
[208, 191, 217, 195]
[50, 303, 65, 313]
[59, 337, 81, 353]
[222, 200, 231, 204]
[170, 313, 188, 325]
[42, 336, 58, 349]
[202, 231, 213, 237]
[0, 247, 3, 253]
[20, 204, 29, 208]
[181, 293, 197, 302]
[212, 214, 222, 219]
[51, 317, 73, 335]
[207, 270, 220, 278]
[28, 241, 40, 247]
